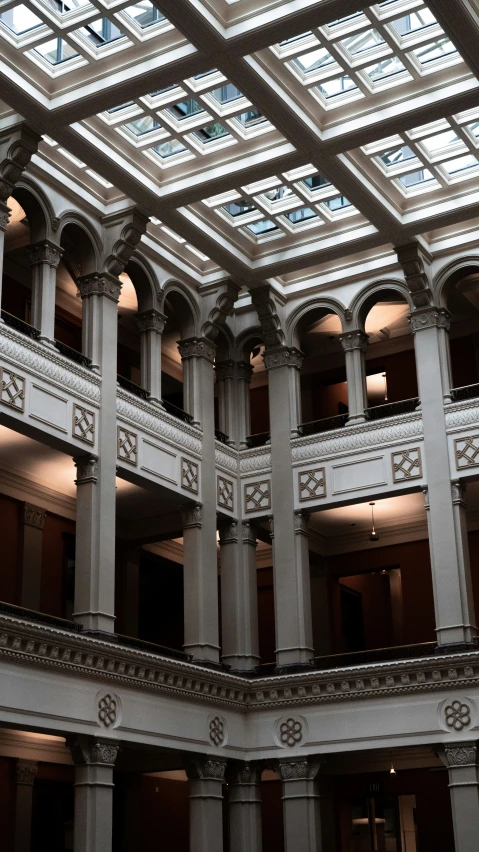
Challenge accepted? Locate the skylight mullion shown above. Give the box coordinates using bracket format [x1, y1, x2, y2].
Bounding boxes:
[400, 135, 449, 188]
[448, 116, 478, 157]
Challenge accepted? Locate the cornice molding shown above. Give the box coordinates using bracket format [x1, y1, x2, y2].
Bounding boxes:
[117, 390, 202, 458]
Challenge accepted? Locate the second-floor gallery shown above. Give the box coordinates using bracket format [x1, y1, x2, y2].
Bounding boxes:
[1, 0, 479, 851]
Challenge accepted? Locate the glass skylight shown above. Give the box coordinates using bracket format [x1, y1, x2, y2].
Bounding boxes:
[35, 38, 79, 64]
[123, 2, 165, 28]
[0, 5, 42, 34]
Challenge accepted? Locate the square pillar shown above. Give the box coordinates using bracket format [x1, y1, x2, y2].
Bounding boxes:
[439, 742, 479, 852]
[186, 756, 226, 852]
[136, 309, 166, 403]
[69, 737, 119, 852]
[219, 519, 260, 671]
[14, 760, 37, 852]
[339, 330, 369, 422]
[20, 502, 45, 611]
[278, 756, 322, 852]
[29, 240, 62, 345]
[226, 762, 262, 852]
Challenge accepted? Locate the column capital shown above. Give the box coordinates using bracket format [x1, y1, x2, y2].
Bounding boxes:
[218, 519, 239, 544]
[294, 510, 310, 535]
[452, 480, 467, 507]
[136, 308, 166, 334]
[28, 239, 62, 268]
[226, 761, 262, 786]
[178, 336, 216, 363]
[68, 736, 119, 767]
[215, 359, 235, 382]
[182, 503, 203, 529]
[74, 454, 99, 485]
[77, 273, 121, 304]
[0, 123, 41, 203]
[0, 199, 10, 232]
[236, 360, 254, 382]
[263, 346, 303, 371]
[277, 756, 322, 781]
[339, 329, 369, 352]
[409, 306, 451, 333]
[23, 502, 46, 530]
[242, 521, 257, 546]
[16, 759, 38, 786]
[185, 756, 227, 781]
[396, 241, 433, 308]
[422, 486, 430, 511]
[439, 742, 479, 768]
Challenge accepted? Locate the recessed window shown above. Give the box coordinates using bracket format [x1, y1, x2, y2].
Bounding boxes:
[0, 5, 42, 34]
[123, 1, 164, 28]
[222, 199, 255, 216]
[125, 116, 161, 136]
[153, 139, 187, 158]
[285, 207, 317, 224]
[316, 75, 357, 98]
[247, 219, 278, 235]
[79, 18, 123, 46]
[35, 38, 79, 64]
[398, 168, 434, 187]
[292, 47, 334, 74]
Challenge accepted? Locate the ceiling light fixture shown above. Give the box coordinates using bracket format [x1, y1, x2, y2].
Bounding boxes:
[369, 502, 379, 542]
[390, 763, 396, 775]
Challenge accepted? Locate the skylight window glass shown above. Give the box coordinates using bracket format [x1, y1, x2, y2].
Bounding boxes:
[35, 37, 79, 63]
[292, 47, 334, 74]
[323, 195, 352, 211]
[168, 99, 204, 119]
[211, 84, 242, 104]
[247, 219, 278, 235]
[442, 154, 477, 176]
[279, 32, 312, 46]
[45, 0, 90, 12]
[390, 10, 436, 36]
[107, 102, 134, 112]
[316, 76, 357, 98]
[123, 1, 164, 28]
[412, 37, 457, 65]
[341, 29, 385, 56]
[420, 130, 461, 155]
[153, 139, 187, 158]
[79, 18, 123, 46]
[302, 174, 331, 190]
[222, 199, 255, 216]
[365, 56, 407, 81]
[0, 6, 42, 34]
[398, 168, 434, 187]
[125, 116, 161, 136]
[194, 123, 229, 142]
[328, 13, 362, 27]
[467, 121, 479, 140]
[285, 207, 317, 223]
[235, 110, 265, 128]
[380, 145, 415, 166]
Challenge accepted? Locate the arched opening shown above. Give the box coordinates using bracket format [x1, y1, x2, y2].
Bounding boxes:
[2, 194, 37, 328]
[162, 288, 196, 417]
[360, 288, 419, 417]
[240, 334, 270, 447]
[58, 221, 98, 359]
[116, 270, 141, 391]
[441, 265, 479, 396]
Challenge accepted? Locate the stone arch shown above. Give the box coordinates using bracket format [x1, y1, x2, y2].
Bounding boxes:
[287, 297, 346, 349]
[58, 212, 101, 278]
[162, 280, 199, 339]
[124, 255, 159, 313]
[434, 256, 479, 309]
[12, 179, 52, 242]
[351, 279, 413, 330]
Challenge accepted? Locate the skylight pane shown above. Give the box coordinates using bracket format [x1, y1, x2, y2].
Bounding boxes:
[222, 199, 255, 216]
[0, 5, 42, 34]
[194, 123, 229, 142]
[124, 1, 165, 28]
[365, 56, 407, 81]
[380, 145, 415, 166]
[79, 18, 123, 46]
[323, 195, 352, 211]
[125, 116, 161, 136]
[420, 130, 461, 155]
[235, 110, 265, 128]
[390, 10, 436, 36]
[211, 84, 242, 104]
[286, 207, 317, 223]
[169, 99, 204, 118]
[247, 219, 278, 235]
[341, 29, 385, 56]
[442, 154, 477, 175]
[35, 37, 79, 64]
[292, 47, 334, 73]
[153, 139, 187, 158]
[302, 174, 331, 190]
[412, 37, 457, 65]
[316, 75, 357, 98]
[398, 168, 434, 187]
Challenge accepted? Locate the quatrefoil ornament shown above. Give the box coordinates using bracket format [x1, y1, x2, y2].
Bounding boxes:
[98, 694, 118, 728]
[209, 716, 225, 746]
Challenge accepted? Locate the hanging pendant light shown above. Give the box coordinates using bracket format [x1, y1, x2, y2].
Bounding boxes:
[390, 763, 396, 775]
[369, 502, 379, 542]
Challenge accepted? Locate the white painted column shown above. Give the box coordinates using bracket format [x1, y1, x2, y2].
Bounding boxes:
[219, 519, 260, 671]
[29, 240, 62, 345]
[70, 738, 119, 852]
[339, 330, 369, 423]
[215, 359, 235, 444]
[179, 337, 220, 664]
[265, 347, 314, 669]
[14, 760, 37, 852]
[0, 201, 10, 315]
[136, 308, 166, 403]
[439, 742, 479, 852]
[20, 502, 46, 611]
[412, 307, 476, 649]
[74, 274, 120, 635]
[227, 762, 262, 852]
[237, 361, 253, 448]
[278, 756, 322, 852]
[186, 757, 226, 852]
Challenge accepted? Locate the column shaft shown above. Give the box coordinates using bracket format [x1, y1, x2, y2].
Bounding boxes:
[20, 503, 46, 611]
[29, 240, 62, 344]
[0, 202, 10, 314]
[186, 757, 226, 852]
[227, 763, 262, 852]
[215, 360, 235, 443]
[137, 309, 165, 402]
[14, 760, 37, 852]
[70, 738, 118, 852]
[237, 361, 253, 448]
[219, 520, 260, 671]
[440, 742, 479, 852]
[278, 757, 322, 852]
[339, 330, 368, 422]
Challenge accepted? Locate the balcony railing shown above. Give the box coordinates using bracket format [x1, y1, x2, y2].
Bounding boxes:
[113, 633, 190, 662]
[215, 429, 229, 444]
[451, 383, 479, 402]
[1, 310, 40, 339]
[298, 413, 348, 436]
[313, 641, 436, 670]
[117, 375, 150, 400]
[55, 340, 91, 368]
[0, 600, 81, 631]
[161, 398, 194, 424]
[365, 397, 419, 421]
[246, 432, 270, 448]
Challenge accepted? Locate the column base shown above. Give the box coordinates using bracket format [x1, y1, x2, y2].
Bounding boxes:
[74, 612, 116, 634]
[221, 654, 261, 673]
[346, 414, 367, 424]
[275, 661, 315, 675]
[435, 639, 478, 655]
[39, 336, 57, 350]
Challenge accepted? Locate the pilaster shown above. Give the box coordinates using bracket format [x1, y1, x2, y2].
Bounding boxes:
[182, 504, 220, 662]
[136, 308, 166, 403]
[20, 502, 46, 611]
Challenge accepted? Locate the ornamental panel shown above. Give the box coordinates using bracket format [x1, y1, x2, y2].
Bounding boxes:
[0, 367, 25, 411]
[117, 426, 138, 466]
[391, 448, 422, 482]
[455, 436, 479, 469]
[73, 404, 95, 444]
[244, 480, 271, 514]
[217, 475, 234, 511]
[181, 458, 199, 494]
[299, 467, 326, 502]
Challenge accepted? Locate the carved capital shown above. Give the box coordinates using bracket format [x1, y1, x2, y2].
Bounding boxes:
[242, 521, 257, 546]
[185, 757, 227, 782]
[236, 360, 254, 382]
[0, 200, 10, 232]
[77, 273, 121, 303]
[294, 510, 310, 535]
[16, 759, 38, 785]
[136, 309, 166, 334]
[396, 242, 433, 308]
[215, 359, 235, 382]
[74, 454, 98, 484]
[409, 307, 451, 333]
[452, 480, 467, 507]
[24, 503, 46, 530]
[0, 124, 41, 202]
[69, 737, 119, 767]
[339, 330, 369, 352]
[441, 743, 478, 768]
[28, 240, 62, 268]
[218, 519, 238, 544]
[181, 504, 203, 529]
[263, 346, 303, 371]
[277, 756, 321, 782]
[226, 761, 262, 786]
[178, 337, 216, 363]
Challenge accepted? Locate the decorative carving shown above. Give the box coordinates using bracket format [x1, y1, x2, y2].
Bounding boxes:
[0, 367, 25, 410]
[277, 757, 320, 780]
[51, 216, 60, 232]
[218, 520, 238, 544]
[409, 307, 450, 333]
[396, 242, 433, 308]
[181, 504, 202, 528]
[392, 448, 422, 482]
[178, 337, 216, 363]
[186, 757, 227, 781]
[98, 693, 118, 728]
[455, 436, 479, 469]
[201, 281, 240, 342]
[74, 454, 98, 484]
[0, 200, 10, 231]
[16, 759, 38, 785]
[236, 360, 254, 382]
[227, 762, 261, 785]
[105, 215, 148, 278]
[85, 741, 119, 765]
[116, 390, 202, 457]
[73, 405, 95, 444]
[299, 468, 326, 501]
[444, 744, 477, 766]
[294, 510, 310, 534]
[28, 240, 62, 268]
[24, 503, 46, 530]
[339, 330, 369, 352]
[242, 521, 257, 545]
[136, 309, 166, 334]
[215, 359, 235, 382]
[181, 458, 199, 493]
[117, 426, 138, 465]
[279, 717, 303, 746]
[263, 346, 303, 371]
[0, 126, 41, 202]
[445, 699, 471, 731]
[451, 480, 467, 506]
[209, 715, 226, 746]
[240, 448, 272, 474]
[244, 480, 271, 513]
[217, 476, 234, 511]
[250, 285, 285, 349]
[77, 273, 121, 303]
